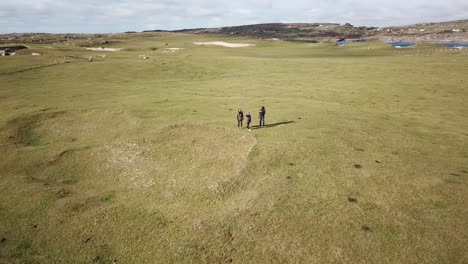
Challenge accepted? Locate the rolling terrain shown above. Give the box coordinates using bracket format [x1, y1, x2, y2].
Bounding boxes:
[0, 33, 467, 263]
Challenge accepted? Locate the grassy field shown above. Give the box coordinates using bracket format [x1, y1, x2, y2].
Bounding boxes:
[0, 33, 467, 263]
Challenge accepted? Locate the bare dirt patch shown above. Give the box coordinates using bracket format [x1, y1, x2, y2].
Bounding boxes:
[361, 225, 371, 232]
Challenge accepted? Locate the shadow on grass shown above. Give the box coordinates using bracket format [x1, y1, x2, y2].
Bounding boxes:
[251, 121, 294, 129]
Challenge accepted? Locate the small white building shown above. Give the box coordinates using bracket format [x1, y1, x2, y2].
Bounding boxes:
[1, 47, 23, 56]
[452, 29, 461, 32]
[0, 49, 13, 56]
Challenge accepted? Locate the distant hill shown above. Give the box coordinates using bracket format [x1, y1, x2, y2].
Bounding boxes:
[1, 19, 467, 44]
[146, 19, 468, 43]
[144, 23, 377, 42]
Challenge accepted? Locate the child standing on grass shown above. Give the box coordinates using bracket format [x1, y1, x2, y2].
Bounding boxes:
[246, 112, 251, 130]
[237, 108, 244, 128]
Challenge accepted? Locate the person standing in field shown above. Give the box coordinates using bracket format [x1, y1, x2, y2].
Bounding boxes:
[246, 112, 252, 130]
[237, 108, 244, 128]
[259, 106, 266, 127]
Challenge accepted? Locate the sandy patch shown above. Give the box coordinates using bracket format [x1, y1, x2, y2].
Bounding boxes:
[85, 47, 122, 51]
[162, 48, 184, 53]
[193, 41, 255, 48]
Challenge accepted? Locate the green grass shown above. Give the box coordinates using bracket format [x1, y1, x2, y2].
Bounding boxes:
[0, 33, 467, 263]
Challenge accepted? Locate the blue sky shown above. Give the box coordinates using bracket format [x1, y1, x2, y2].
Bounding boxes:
[1, 0, 467, 33]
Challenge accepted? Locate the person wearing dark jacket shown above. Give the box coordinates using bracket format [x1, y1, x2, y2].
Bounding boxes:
[237, 108, 244, 128]
[246, 112, 252, 129]
[259, 106, 266, 126]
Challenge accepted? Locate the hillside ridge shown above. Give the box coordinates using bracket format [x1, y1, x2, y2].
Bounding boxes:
[1, 19, 467, 44]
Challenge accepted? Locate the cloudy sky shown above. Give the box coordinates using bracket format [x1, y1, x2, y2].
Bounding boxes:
[1, 0, 468, 33]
